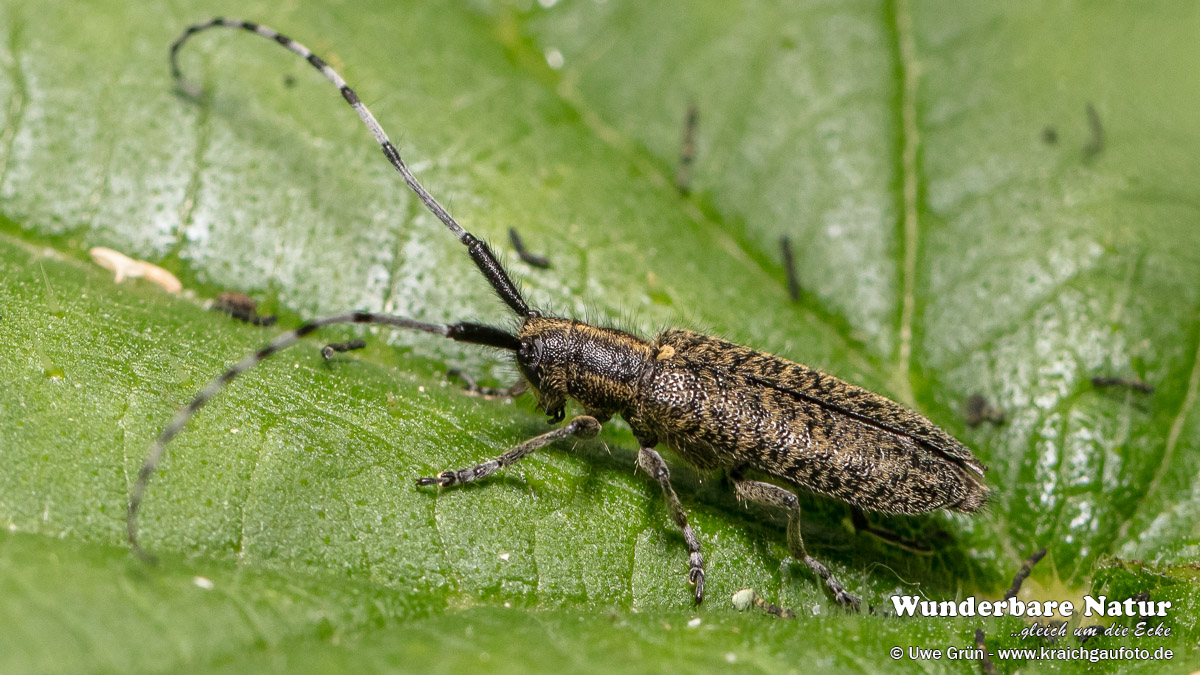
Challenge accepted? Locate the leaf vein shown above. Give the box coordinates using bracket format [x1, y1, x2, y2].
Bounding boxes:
[1118, 327, 1200, 541]
[891, 0, 920, 404]
[0, 5, 27, 194]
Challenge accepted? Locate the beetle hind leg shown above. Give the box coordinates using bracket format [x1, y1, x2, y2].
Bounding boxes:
[733, 477, 861, 611]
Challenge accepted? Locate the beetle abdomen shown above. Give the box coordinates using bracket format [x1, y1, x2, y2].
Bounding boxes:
[632, 330, 989, 515]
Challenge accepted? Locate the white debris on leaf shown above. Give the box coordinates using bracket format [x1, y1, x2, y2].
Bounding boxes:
[138, 261, 183, 293]
[89, 247, 182, 293]
[192, 576, 215, 590]
[686, 617, 702, 628]
[731, 588, 756, 611]
[89, 247, 138, 283]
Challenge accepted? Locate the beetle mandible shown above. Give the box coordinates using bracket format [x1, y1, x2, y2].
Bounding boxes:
[127, 18, 991, 610]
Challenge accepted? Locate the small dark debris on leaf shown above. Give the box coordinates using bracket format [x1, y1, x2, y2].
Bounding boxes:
[213, 291, 255, 315]
[1005, 546, 1047, 601]
[675, 103, 699, 194]
[508, 227, 550, 268]
[1131, 590, 1154, 621]
[780, 235, 800, 302]
[321, 339, 366, 360]
[283, 74, 296, 88]
[213, 292, 277, 327]
[965, 394, 1005, 427]
[1091, 376, 1154, 394]
[1083, 103, 1104, 161]
[1041, 125, 1058, 144]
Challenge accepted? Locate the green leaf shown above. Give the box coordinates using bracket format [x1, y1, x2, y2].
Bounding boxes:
[1, 0, 1198, 672]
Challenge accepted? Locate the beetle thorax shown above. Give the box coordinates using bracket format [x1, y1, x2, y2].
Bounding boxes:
[516, 317, 654, 418]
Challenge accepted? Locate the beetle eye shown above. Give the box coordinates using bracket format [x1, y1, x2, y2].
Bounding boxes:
[518, 338, 545, 368]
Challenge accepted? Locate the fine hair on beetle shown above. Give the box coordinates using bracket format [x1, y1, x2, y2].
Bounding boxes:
[129, 18, 991, 612]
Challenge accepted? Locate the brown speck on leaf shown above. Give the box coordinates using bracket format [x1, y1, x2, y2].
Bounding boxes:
[508, 227, 550, 268]
[675, 103, 699, 194]
[213, 291, 277, 326]
[1091, 376, 1154, 394]
[965, 394, 1005, 427]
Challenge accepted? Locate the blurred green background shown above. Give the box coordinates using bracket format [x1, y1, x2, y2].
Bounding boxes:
[1, 0, 1198, 672]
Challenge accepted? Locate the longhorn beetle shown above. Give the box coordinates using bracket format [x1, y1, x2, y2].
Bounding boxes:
[127, 18, 991, 610]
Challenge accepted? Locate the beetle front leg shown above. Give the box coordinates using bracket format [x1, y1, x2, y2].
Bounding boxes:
[417, 416, 600, 487]
[636, 447, 705, 604]
[445, 368, 529, 399]
[733, 477, 861, 611]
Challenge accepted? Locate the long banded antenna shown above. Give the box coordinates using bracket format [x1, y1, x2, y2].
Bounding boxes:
[170, 18, 532, 316]
[127, 311, 519, 556]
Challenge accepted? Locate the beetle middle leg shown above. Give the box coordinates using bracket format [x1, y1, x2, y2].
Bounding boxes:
[417, 415, 600, 487]
[636, 447, 706, 604]
[733, 476, 861, 610]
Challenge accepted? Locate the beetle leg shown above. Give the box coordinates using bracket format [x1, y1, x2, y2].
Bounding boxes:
[636, 447, 705, 604]
[733, 477, 861, 611]
[444, 368, 528, 399]
[416, 415, 599, 487]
